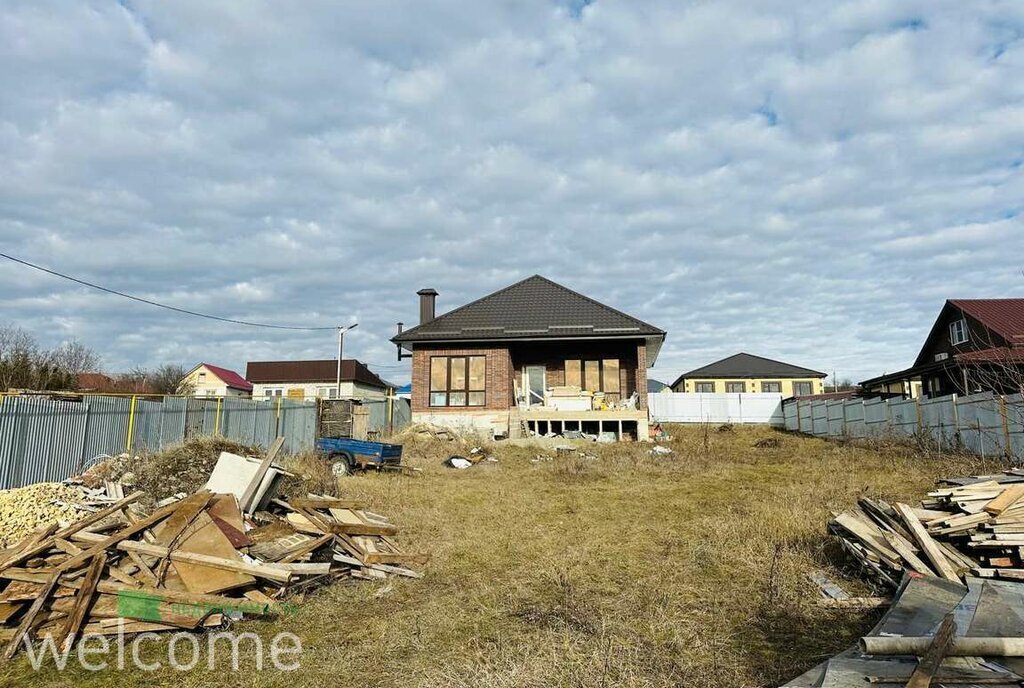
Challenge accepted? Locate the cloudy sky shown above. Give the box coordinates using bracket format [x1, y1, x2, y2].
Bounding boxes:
[2, 1, 1023, 387]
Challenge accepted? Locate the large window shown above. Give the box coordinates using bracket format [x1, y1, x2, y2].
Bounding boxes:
[950, 318, 969, 346]
[694, 381, 715, 393]
[725, 381, 746, 393]
[564, 359, 620, 402]
[761, 381, 782, 393]
[793, 381, 813, 396]
[430, 356, 486, 407]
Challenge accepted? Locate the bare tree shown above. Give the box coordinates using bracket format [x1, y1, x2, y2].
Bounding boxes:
[113, 364, 192, 395]
[150, 364, 191, 395]
[0, 324, 89, 391]
[53, 339, 101, 376]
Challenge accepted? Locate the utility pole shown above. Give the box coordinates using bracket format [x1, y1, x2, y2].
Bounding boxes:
[336, 323, 359, 398]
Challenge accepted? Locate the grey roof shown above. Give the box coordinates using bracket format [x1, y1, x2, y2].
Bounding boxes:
[671, 352, 826, 387]
[392, 275, 666, 363]
[647, 379, 668, 393]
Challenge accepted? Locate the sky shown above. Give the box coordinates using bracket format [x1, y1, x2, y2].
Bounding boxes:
[1, 0, 1023, 387]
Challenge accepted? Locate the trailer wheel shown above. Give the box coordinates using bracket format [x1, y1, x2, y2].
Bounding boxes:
[329, 451, 355, 476]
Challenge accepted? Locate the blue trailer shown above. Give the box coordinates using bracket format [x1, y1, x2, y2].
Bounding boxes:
[315, 437, 404, 475]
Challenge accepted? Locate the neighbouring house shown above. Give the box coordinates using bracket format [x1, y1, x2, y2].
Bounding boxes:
[670, 353, 826, 397]
[246, 359, 389, 400]
[860, 299, 1024, 399]
[76, 372, 116, 392]
[390, 275, 666, 440]
[179, 363, 253, 398]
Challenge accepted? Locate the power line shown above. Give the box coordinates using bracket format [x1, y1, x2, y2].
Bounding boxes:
[0, 251, 337, 331]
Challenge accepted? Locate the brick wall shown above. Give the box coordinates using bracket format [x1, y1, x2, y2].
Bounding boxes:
[410, 339, 652, 412]
[410, 345, 513, 413]
[636, 342, 649, 410]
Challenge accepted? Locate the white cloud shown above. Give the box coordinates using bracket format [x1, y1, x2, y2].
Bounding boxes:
[1, 0, 1023, 386]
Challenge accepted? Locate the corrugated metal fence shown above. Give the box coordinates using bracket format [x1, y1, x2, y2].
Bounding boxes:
[782, 392, 1024, 460]
[0, 394, 318, 489]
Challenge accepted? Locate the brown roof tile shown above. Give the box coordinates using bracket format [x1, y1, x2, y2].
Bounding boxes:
[245, 359, 388, 388]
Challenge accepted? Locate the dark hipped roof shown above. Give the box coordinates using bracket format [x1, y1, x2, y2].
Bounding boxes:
[392, 275, 666, 363]
[671, 352, 826, 388]
[245, 360, 388, 389]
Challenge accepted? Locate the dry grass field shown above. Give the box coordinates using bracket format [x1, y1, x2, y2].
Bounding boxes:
[2, 425, 1002, 688]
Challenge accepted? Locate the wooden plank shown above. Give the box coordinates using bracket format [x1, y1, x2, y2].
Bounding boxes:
[0, 570, 271, 615]
[57, 553, 106, 651]
[291, 497, 366, 510]
[894, 502, 962, 583]
[278, 534, 333, 564]
[126, 552, 160, 586]
[833, 512, 901, 563]
[880, 529, 936, 577]
[240, 436, 285, 513]
[56, 497, 180, 572]
[984, 484, 1024, 516]
[167, 512, 255, 594]
[69, 532, 290, 583]
[2, 570, 60, 659]
[105, 564, 142, 587]
[905, 613, 957, 688]
[151, 491, 214, 582]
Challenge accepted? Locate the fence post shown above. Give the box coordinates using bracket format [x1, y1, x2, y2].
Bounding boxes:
[1001, 395, 1011, 455]
[214, 397, 223, 436]
[125, 395, 138, 452]
[387, 388, 394, 435]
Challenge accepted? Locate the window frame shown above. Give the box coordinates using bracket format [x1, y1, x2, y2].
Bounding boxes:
[792, 381, 813, 396]
[694, 381, 715, 393]
[564, 358, 621, 402]
[429, 355, 487, 408]
[761, 381, 782, 393]
[725, 381, 746, 394]
[950, 318, 969, 346]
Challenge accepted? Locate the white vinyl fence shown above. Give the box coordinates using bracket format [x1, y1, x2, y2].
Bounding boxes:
[649, 393, 785, 425]
[782, 392, 1024, 460]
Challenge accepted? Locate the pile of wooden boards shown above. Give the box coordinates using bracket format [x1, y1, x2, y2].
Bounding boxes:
[0, 441, 425, 660]
[829, 469, 1024, 589]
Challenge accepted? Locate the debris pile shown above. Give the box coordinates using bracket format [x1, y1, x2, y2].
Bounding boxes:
[0, 483, 88, 548]
[0, 439, 425, 659]
[829, 469, 1024, 589]
[784, 573, 1024, 687]
[397, 422, 461, 442]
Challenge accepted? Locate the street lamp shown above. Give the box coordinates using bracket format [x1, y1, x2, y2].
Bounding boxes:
[336, 323, 359, 398]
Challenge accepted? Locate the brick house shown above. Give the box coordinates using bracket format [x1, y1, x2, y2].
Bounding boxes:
[391, 275, 666, 440]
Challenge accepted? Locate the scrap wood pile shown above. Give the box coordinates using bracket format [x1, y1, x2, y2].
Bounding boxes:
[829, 469, 1024, 589]
[784, 572, 1024, 687]
[0, 438, 426, 660]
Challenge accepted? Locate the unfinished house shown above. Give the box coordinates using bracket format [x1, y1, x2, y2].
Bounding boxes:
[391, 275, 666, 440]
